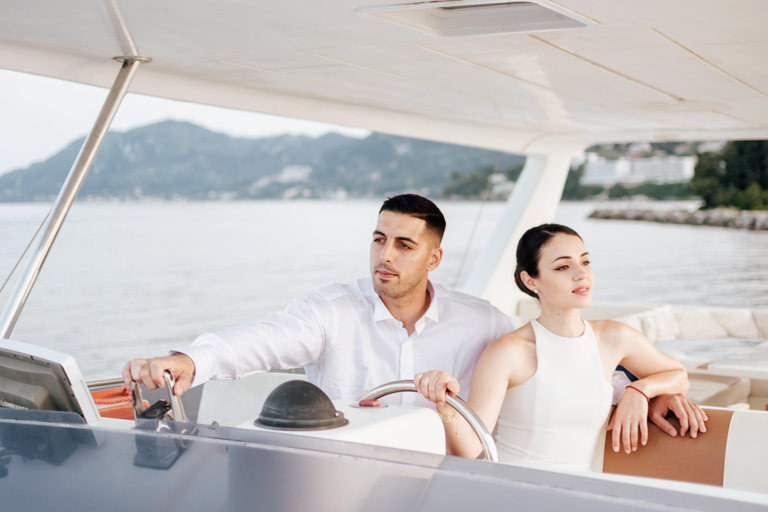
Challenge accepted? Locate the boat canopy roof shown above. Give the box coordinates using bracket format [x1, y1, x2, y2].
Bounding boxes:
[1, 0, 767, 154]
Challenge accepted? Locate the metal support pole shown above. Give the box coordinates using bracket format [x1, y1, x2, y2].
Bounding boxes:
[461, 153, 574, 316]
[0, 56, 150, 339]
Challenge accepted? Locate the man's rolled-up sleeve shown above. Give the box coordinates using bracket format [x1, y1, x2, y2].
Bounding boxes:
[174, 293, 329, 387]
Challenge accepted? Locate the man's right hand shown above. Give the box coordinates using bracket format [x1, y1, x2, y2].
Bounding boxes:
[122, 353, 195, 396]
[414, 370, 460, 404]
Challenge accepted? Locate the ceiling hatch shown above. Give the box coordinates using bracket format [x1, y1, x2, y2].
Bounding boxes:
[356, 0, 598, 37]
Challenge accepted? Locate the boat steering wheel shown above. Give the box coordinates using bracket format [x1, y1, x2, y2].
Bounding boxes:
[358, 380, 499, 462]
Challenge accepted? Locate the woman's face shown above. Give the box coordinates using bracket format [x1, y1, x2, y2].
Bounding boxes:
[527, 233, 593, 310]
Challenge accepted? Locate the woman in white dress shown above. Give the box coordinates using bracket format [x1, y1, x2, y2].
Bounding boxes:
[415, 224, 690, 471]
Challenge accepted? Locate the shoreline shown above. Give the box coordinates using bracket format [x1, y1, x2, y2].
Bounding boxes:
[589, 208, 768, 230]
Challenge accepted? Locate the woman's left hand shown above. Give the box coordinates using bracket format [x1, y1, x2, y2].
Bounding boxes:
[606, 386, 649, 454]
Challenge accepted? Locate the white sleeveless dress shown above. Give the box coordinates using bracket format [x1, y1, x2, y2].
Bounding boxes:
[495, 319, 613, 471]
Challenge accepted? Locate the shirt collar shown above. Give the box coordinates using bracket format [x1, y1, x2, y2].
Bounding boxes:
[373, 292, 393, 322]
[422, 281, 440, 323]
[369, 278, 440, 324]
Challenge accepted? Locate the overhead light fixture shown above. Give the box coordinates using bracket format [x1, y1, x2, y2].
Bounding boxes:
[356, 0, 598, 37]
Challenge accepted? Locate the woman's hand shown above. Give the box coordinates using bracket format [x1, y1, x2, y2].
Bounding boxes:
[606, 386, 650, 454]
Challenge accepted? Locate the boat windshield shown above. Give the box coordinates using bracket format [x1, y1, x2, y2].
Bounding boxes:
[1, 415, 767, 512]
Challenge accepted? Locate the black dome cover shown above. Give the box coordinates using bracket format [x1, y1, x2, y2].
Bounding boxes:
[255, 380, 349, 430]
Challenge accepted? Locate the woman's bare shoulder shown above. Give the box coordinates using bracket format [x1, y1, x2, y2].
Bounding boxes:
[487, 322, 536, 355]
[476, 322, 537, 388]
[591, 319, 645, 344]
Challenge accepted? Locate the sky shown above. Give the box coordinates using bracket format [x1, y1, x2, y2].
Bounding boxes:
[0, 68, 370, 175]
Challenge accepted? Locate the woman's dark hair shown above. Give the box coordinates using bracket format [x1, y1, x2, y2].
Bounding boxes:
[380, 194, 446, 243]
[514, 223, 582, 298]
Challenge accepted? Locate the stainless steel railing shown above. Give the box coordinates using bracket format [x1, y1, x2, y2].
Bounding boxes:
[358, 380, 499, 462]
[0, 56, 150, 339]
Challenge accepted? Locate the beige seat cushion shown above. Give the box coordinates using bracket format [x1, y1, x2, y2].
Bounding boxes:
[654, 338, 765, 373]
[687, 374, 751, 407]
[615, 305, 677, 343]
[640, 309, 679, 343]
[675, 310, 729, 339]
[752, 309, 768, 338]
[708, 308, 760, 339]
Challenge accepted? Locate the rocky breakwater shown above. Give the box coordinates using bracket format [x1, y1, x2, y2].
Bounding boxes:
[588, 208, 768, 230]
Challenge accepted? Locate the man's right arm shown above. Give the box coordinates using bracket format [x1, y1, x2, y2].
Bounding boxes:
[122, 292, 329, 395]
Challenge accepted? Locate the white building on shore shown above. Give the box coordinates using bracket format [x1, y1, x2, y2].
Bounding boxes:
[582, 155, 696, 187]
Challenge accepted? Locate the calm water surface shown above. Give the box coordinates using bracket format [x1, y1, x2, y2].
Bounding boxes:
[1, 199, 767, 379]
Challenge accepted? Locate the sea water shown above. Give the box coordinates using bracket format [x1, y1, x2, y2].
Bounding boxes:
[1, 199, 767, 379]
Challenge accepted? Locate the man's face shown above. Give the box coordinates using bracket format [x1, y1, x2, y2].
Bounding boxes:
[370, 211, 443, 300]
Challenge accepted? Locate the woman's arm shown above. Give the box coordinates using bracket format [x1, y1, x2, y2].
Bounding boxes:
[600, 321, 689, 454]
[415, 332, 535, 458]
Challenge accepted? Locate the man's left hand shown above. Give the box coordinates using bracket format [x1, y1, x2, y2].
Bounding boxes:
[648, 393, 708, 438]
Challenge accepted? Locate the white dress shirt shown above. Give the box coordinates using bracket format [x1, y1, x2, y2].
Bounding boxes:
[176, 277, 516, 405]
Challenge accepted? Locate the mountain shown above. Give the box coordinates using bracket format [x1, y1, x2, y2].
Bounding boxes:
[0, 121, 524, 201]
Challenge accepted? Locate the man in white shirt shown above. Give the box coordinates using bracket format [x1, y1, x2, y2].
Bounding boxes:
[123, 194, 706, 435]
[124, 194, 513, 406]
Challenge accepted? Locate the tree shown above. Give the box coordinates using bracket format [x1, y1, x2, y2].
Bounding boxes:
[690, 151, 725, 208]
[740, 182, 766, 210]
[608, 183, 630, 199]
[503, 163, 524, 182]
[632, 182, 691, 200]
[561, 164, 603, 200]
[690, 141, 768, 209]
[441, 163, 524, 199]
[722, 140, 768, 190]
[561, 165, 584, 200]
[442, 167, 494, 197]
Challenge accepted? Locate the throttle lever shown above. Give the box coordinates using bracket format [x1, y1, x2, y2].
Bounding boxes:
[131, 371, 196, 470]
[163, 371, 188, 423]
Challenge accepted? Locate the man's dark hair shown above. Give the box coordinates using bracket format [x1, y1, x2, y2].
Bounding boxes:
[379, 194, 446, 243]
